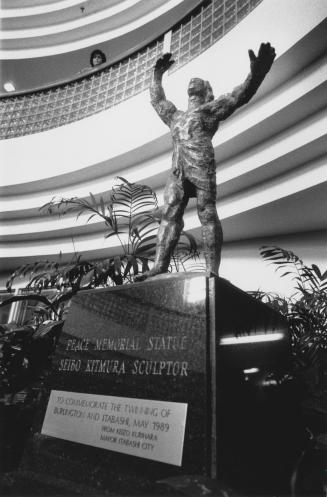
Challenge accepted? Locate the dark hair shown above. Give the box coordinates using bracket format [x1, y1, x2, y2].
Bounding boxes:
[90, 50, 106, 67]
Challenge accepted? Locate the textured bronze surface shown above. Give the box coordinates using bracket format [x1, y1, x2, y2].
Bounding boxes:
[137, 44, 275, 281]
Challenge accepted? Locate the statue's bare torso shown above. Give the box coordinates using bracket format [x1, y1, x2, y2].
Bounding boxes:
[171, 110, 217, 193]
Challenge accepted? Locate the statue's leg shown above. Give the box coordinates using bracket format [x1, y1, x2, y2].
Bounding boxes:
[153, 180, 188, 273]
[135, 178, 188, 281]
[196, 188, 223, 275]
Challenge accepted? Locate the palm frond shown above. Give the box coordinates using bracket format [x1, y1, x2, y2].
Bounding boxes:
[259, 246, 327, 370]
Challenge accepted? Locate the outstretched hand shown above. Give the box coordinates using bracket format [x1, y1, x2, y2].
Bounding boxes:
[248, 42, 276, 77]
[154, 52, 175, 74]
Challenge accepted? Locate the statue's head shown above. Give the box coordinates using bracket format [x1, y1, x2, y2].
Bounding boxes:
[187, 78, 214, 104]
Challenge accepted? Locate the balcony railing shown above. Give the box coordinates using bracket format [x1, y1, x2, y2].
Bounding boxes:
[0, 0, 262, 140]
[170, 0, 261, 70]
[0, 39, 164, 139]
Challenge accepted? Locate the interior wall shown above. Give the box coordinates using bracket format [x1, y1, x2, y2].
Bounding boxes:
[1, 230, 326, 300]
[220, 230, 327, 297]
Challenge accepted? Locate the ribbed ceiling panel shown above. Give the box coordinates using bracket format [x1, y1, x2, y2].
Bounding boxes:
[0, 0, 185, 56]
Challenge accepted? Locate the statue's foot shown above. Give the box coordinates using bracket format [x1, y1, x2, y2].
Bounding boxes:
[134, 268, 165, 282]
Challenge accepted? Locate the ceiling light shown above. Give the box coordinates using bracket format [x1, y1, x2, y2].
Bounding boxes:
[243, 368, 260, 374]
[4, 82, 16, 92]
[220, 332, 285, 345]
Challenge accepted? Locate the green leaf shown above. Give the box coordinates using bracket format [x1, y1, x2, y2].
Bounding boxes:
[123, 260, 132, 278]
[115, 176, 132, 187]
[89, 192, 97, 208]
[99, 196, 106, 216]
[135, 243, 157, 255]
[86, 213, 97, 224]
[114, 256, 122, 274]
[104, 231, 123, 239]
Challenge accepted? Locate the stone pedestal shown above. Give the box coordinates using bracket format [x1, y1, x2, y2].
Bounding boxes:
[18, 273, 291, 495]
[21, 273, 218, 494]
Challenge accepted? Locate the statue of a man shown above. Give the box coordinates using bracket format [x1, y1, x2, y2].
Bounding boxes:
[138, 43, 275, 280]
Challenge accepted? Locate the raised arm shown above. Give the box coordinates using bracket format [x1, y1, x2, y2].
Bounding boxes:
[150, 53, 177, 127]
[201, 43, 276, 121]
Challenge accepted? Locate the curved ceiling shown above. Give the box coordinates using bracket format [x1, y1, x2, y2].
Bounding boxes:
[0, 0, 197, 57]
[0, 0, 203, 93]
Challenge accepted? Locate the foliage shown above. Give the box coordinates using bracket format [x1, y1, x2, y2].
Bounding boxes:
[4, 178, 159, 296]
[41, 176, 160, 283]
[260, 246, 327, 297]
[6, 177, 201, 296]
[249, 289, 289, 315]
[0, 320, 63, 398]
[170, 231, 201, 272]
[0, 296, 65, 397]
[257, 246, 327, 371]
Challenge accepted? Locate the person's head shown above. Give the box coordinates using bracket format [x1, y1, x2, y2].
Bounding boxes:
[187, 78, 214, 106]
[90, 50, 106, 67]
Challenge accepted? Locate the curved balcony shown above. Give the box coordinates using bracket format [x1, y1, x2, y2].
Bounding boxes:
[1, 0, 198, 58]
[0, 0, 262, 139]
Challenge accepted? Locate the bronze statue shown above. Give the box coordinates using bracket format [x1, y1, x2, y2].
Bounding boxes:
[137, 43, 276, 281]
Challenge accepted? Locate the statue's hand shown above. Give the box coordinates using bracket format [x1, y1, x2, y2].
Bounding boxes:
[248, 42, 276, 77]
[154, 53, 175, 74]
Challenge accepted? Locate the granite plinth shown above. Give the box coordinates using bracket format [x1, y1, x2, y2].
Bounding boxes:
[21, 273, 217, 494]
[17, 273, 295, 496]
